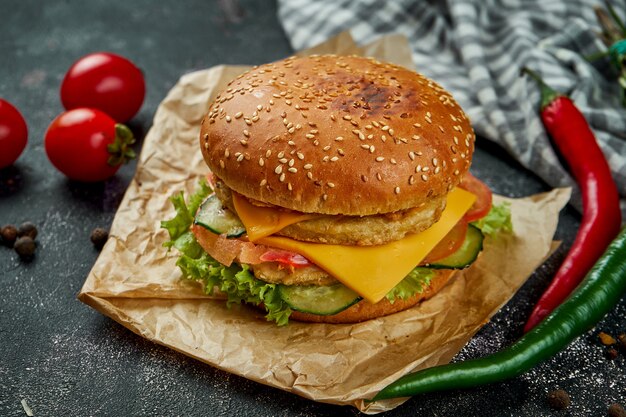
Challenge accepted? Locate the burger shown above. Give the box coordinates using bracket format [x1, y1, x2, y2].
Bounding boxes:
[162, 55, 510, 325]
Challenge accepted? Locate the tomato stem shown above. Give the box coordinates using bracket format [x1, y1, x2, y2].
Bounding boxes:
[107, 124, 136, 166]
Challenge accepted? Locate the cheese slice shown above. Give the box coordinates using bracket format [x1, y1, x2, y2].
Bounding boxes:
[232, 192, 319, 242]
[257, 188, 476, 304]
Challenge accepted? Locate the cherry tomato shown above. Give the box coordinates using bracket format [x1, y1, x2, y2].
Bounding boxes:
[0, 99, 28, 169]
[458, 172, 493, 222]
[61, 52, 145, 122]
[423, 219, 468, 264]
[44, 108, 136, 182]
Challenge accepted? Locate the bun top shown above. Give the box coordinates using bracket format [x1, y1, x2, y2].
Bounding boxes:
[200, 55, 474, 215]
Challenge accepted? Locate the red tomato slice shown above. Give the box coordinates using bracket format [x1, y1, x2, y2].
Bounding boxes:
[422, 219, 468, 264]
[259, 250, 312, 268]
[458, 172, 492, 222]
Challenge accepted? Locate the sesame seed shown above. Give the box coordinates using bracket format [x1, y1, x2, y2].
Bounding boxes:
[279, 173, 285, 182]
[226, 116, 232, 122]
[286, 122, 293, 129]
[381, 135, 387, 142]
[287, 182, 293, 191]
[413, 123, 421, 128]
[236, 154, 244, 162]
[285, 100, 292, 105]
[322, 194, 328, 201]
[243, 130, 250, 137]
[288, 167, 297, 173]
[257, 105, 263, 111]
[361, 175, 367, 182]
[275, 165, 283, 174]
[389, 128, 395, 136]
[409, 175, 415, 185]
[335, 136, 343, 142]
[365, 125, 373, 130]
[260, 179, 267, 187]
[343, 115, 352, 120]
[297, 152, 304, 160]
[372, 121, 380, 127]
[303, 164, 312, 170]
[390, 158, 397, 164]
[415, 165, 421, 173]
[307, 172, 313, 179]
[376, 172, 382, 181]
[422, 166, 430, 172]
[361, 144, 370, 150]
[252, 116, 259, 122]
[435, 166, 441, 174]
[306, 134, 314, 139]
[279, 158, 288, 164]
[219, 160, 225, 168]
[240, 139, 248, 146]
[323, 145, 331, 151]
[235, 112, 243, 119]
[266, 150, 272, 158]
[310, 129, 318, 134]
[382, 125, 390, 131]
[288, 127, 295, 134]
[330, 114, 336, 121]
[453, 169, 460, 175]
[454, 137, 459, 145]
[433, 158, 438, 166]
[394, 186, 400, 194]
[327, 182, 335, 188]
[425, 117, 432, 124]
[421, 174, 428, 181]
[376, 156, 385, 162]
[245, 119, 252, 125]
[288, 140, 295, 146]
[278, 151, 285, 158]
[259, 158, 264, 166]
[409, 151, 415, 161]
[330, 156, 339, 162]
[288, 159, 295, 167]
[322, 155, 329, 162]
[224, 149, 230, 158]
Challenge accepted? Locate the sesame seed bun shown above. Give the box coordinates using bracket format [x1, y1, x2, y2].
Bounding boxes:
[288, 269, 456, 324]
[200, 54, 474, 216]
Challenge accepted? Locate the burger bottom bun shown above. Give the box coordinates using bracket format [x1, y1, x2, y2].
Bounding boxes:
[290, 269, 457, 324]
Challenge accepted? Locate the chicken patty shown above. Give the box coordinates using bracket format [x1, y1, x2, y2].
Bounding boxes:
[214, 180, 446, 246]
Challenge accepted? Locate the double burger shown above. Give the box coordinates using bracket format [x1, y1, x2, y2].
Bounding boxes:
[164, 55, 499, 325]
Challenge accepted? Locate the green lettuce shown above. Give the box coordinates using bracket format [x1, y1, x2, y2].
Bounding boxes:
[471, 202, 513, 236]
[386, 267, 435, 304]
[161, 179, 292, 326]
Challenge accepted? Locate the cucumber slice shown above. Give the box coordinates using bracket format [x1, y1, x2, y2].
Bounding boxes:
[194, 194, 246, 237]
[428, 224, 484, 269]
[279, 284, 362, 315]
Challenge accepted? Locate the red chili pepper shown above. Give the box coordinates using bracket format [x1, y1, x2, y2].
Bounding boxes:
[522, 68, 621, 332]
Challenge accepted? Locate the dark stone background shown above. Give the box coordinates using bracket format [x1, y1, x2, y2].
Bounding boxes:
[1, 1, 623, 416]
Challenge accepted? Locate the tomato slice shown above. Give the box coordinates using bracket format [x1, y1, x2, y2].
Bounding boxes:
[422, 219, 468, 264]
[259, 250, 312, 268]
[458, 172, 492, 222]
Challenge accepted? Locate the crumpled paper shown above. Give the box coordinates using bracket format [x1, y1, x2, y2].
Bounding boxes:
[78, 33, 571, 413]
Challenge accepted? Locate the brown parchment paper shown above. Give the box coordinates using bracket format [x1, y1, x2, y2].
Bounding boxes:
[78, 32, 571, 414]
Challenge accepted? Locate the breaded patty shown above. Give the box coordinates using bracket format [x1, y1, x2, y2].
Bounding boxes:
[214, 180, 446, 246]
[250, 263, 337, 286]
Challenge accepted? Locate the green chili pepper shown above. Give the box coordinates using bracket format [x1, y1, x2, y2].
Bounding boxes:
[372, 227, 626, 401]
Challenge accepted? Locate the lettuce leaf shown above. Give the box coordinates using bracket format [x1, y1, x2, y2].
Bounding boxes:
[386, 267, 435, 304]
[472, 202, 513, 236]
[161, 180, 292, 326]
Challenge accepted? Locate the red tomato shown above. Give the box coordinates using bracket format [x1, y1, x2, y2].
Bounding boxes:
[61, 52, 145, 122]
[0, 99, 28, 168]
[458, 172, 493, 222]
[259, 249, 312, 268]
[44, 108, 135, 182]
[423, 219, 468, 264]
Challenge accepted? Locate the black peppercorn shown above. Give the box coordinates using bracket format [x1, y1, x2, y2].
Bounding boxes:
[17, 222, 38, 240]
[609, 403, 626, 417]
[14, 236, 36, 259]
[1, 225, 18, 247]
[547, 389, 570, 410]
[90, 227, 109, 250]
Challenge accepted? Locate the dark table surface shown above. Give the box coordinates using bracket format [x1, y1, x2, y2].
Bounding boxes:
[1, 1, 624, 416]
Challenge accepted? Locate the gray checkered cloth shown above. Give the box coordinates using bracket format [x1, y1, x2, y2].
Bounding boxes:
[277, 0, 626, 218]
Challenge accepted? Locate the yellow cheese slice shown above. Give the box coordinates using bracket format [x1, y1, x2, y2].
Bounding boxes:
[257, 188, 476, 304]
[232, 192, 320, 242]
